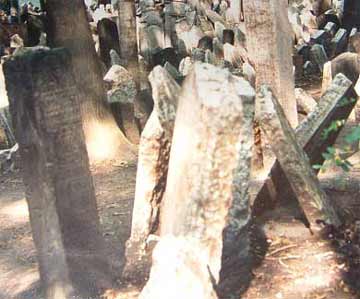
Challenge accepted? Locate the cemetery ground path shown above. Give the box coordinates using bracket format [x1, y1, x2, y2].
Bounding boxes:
[1, 158, 360, 299]
[0, 160, 138, 299]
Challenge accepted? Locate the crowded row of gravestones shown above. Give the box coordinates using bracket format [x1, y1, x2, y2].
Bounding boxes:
[2, 1, 360, 299]
[2, 48, 358, 299]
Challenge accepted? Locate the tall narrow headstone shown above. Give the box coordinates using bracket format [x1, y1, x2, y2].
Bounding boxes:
[97, 18, 121, 68]
[4, 48, 114, 298]
[117, 0, 139, 82]
[243, 0, 298, 128]
[140, 63, 255, 299]
[124, 66, 180, 277]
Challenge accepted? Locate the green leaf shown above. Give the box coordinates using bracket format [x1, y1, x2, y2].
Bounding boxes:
[345, 126, 360, 144]
[312, 164, 322, 170]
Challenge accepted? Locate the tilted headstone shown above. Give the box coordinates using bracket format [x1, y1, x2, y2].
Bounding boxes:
[124, 66, 180, 278]
[4, 48, 114, 298]
[324, 21, 338, 36]
[295, 88, 317, 115]
[253, 74, 353, 215]
[329, 28, 348, 58]
[258, 86, 342, 229]
[140, 63, 255, 299]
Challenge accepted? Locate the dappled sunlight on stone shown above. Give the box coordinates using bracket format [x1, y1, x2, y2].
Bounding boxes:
[85, 120, 137, 164]
[86, 122, 123, 162]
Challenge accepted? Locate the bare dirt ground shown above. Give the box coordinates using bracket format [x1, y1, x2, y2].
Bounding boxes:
[0, 160, 138, 299]
[1, 157, 360, 299]
[1, 78, 360, 299]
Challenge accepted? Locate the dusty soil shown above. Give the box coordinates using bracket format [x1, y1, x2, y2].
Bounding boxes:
[0, 160, 138, 299]
[1, 156, 360, 299]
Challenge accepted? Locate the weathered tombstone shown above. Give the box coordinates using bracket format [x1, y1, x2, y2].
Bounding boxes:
[4, 48, 114, 298]
[97, 18, 121, 68]
[164, 61, 184, 83]
[214, 21, 225, 41]
[152, 47, 179, 68]
[143, 10, 163, 26]
[205, 7, 227, 25]
[295, 88, 317, 114]
[258, 86, 342, 228]
[0, 107, 15, 149]
[197, 15, 214, 35]
[164, 7, 175, 48]
[179, 56, 193, 76]
[293, 53, 304, 80]
[197, 35, 213, 52]
[177, 24, 205, 54]
[303, 60, 317, 76]
[310, 44, 328, 73]
[243, 61, 256, 87]
[110, 48, 122, 66]
[243, 0, 298, 128]
[124, 66, 180, 278]
[324, 21, 338, 36]
[329, 28, 348, 58]
[234, 26, 246, 48]
[204, 49, 220, 66]
[191, 48, 205, 62]
[223, 29, 234, 45]
[253, 74, 353, 225]
[244, 0, 298, 171]
[213, 37, 224, 59]
[141, 63, 255, 299]
[104, 65, 140, 144]
[223, 43, 243, 68]
[348, 30, 360, 54]
[296, 43, 311, 62]
[328, 52, 360, 123]
[310, 29, 330, 46]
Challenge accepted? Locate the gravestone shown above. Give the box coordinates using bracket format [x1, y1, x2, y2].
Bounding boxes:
[258, 86, 342, 229]
[97, 18, 120, 68]
[254, 74, 352, 227]
[140, 63, 255, 299]
[124, 66, 180, 278]
[4, 48, 114, 298]
[243, 0, 298, 128]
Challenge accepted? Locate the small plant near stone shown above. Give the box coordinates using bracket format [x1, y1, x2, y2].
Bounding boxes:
[314, 105, 360, 172]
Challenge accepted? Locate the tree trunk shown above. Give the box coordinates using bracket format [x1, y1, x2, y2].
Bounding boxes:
[45, 0, 136, 162]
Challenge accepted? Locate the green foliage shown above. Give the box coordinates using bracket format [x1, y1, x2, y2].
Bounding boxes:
[336, 97, 357, 108]
[345, 126, 360, 144]
[321, 119, 346, 140]
[314, 124, 360, 173]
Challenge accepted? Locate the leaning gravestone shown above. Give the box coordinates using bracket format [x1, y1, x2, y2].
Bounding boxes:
[123, 66, 181, 278]
[140, 63, 255, 299]
[3, 48, 114, 298]
[258, 86, 342, 229]
[253, 74, 353, 222]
